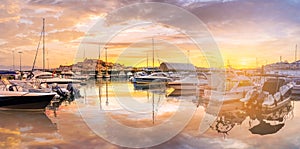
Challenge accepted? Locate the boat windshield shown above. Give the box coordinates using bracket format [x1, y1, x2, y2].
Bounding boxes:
[262, 79, 285, 95]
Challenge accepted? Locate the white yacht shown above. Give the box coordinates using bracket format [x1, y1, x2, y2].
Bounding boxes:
[168, 73, 208, 90]
[241, 78, 293, 111]
[202, 75, 255, 103]
[29, 71, 81, 85]
[132, 72, 173, 84]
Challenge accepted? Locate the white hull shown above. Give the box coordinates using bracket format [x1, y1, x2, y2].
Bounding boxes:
[168, 84, 199, 90]
[292, 85, 300, 95]
[202, 90, 246, 103]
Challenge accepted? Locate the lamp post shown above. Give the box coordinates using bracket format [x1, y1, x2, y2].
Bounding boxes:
[18, 51, 22, 72]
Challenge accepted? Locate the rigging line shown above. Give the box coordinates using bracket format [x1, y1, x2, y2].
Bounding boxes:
[31, 30, 43, 72]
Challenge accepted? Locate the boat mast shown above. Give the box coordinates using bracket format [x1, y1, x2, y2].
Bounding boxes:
[105, 47, 108, 76]
[43, 18, 45, 72]
[31, 19, 43, 72]
[152, 38, 154, 73]
[147, 52, 149, 68]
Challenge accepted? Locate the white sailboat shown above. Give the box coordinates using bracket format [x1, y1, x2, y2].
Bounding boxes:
[133, 38, 173, 85]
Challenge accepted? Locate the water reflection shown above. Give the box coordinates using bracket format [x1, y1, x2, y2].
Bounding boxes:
[0, 111, 58, 148]
[0, 80, 300, 148]
[210, 100, 294, 137]
[122, 81, 168, 124]
[210, 105, 246, 136]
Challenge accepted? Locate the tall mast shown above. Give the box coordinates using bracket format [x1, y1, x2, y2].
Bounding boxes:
[105, 47, 108, 76]
[147, 52, 148, 68]
[152, 38, 154, 72]
[43, 18, 45, 71]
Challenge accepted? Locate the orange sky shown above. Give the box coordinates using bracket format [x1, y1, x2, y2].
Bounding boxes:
[1, 0, 300, 69]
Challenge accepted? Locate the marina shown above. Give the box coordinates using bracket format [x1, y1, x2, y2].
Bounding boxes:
[2, 0, 300, 148]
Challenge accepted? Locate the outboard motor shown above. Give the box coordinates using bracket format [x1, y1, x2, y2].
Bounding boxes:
[67, 83, 75, 101]
[52, 84, 68, 99]
[67, 83, 81, 100]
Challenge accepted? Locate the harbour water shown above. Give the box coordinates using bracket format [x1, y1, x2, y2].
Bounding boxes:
[1, 80, 299, 148]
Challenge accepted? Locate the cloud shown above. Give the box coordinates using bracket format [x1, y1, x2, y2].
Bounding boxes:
[47, 30, 85, 42]
[1, 0, 300, 68]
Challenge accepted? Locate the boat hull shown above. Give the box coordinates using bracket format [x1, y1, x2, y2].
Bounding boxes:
[168, 83, 199, 90]
[134, 78, 170, 84]
[0, 92, 55, 110]
[291, 85, 300, 95]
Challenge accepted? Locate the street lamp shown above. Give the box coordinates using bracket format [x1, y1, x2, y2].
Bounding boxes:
[12, 50, 15, 70]
[18, 51, 22, 72]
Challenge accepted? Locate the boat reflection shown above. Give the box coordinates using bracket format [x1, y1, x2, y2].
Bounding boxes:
[209, 103, 247, 137]
[0, 111, 57, 148]
[0, 111, 57, 132]
[248, 100, 293, 135]
[210, 100, 293, 136]
[133, 80, 167, 91]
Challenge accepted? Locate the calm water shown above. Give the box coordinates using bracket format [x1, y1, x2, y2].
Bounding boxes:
[1, 81, 300, 149]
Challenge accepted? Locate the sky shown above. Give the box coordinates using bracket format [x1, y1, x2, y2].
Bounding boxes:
[1, 0, 300, 69]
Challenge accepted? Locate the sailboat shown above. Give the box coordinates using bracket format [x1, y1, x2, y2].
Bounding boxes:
[133, 38, 172, 86]
[8, 19, 80, 104]
[27, 18, 80, 85]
